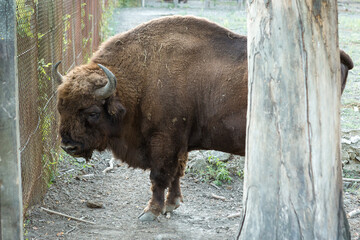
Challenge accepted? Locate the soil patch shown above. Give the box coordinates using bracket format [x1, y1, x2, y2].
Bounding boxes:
[24, 151, 243, 240]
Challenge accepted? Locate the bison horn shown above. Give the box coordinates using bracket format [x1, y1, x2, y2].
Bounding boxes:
[53, 61, 64, 84]
[95, 64, 117, 99]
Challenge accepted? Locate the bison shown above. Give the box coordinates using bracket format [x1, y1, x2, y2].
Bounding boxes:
[54, 16, 354, 221]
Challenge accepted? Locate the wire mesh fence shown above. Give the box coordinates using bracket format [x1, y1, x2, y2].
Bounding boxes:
[16, 0, 115, 211]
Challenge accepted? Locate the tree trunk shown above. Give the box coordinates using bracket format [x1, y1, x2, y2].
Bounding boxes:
[238, 0, 350, 239]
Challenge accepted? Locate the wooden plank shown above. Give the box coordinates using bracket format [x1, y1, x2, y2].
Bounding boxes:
[238, 0, 350, 239]
[0, 0, 24, 239]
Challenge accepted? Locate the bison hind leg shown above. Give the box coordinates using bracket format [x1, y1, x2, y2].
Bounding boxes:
[163, 178, 182, 214]
[163, 152, 188, 214]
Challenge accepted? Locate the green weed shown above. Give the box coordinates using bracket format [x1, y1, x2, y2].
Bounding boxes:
[16, 0, 35, 38]
[237, 169, 244, 179]
[199, 156, 233, 186]
[117, 0, 141, 8]
[100, 1, 118, 40]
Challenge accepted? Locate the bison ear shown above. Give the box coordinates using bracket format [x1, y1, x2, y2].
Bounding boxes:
[106, 97, 126, 120]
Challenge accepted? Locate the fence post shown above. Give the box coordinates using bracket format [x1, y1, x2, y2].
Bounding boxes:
[0, 0, 24, 239]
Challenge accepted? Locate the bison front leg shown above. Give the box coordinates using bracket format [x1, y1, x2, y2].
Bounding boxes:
[138, 134, 178, 221]
[138, 167, 178, 221]
[138, 170, 168, 221]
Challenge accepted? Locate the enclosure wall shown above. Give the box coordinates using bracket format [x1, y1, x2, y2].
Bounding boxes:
[16, 0, 114, 212]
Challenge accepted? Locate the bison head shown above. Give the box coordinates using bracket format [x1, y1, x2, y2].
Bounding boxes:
[54, 62, 126, 161]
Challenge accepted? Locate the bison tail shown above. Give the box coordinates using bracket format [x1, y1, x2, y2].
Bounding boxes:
[340, 50, 354, 70]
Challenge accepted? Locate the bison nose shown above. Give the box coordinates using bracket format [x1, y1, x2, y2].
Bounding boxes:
[61, 144, 79, 154]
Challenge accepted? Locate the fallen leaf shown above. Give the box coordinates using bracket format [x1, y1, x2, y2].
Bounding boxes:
[56, 232, 64, 236]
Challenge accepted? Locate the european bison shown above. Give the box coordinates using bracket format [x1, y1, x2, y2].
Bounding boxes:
[54, 16, 354, 221]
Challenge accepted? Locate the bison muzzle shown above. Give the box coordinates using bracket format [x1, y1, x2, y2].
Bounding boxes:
[54, 16, 354, 221]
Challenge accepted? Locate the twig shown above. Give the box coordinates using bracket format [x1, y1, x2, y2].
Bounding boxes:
[103, 158, 115, 174]
[347, 208, 360, 218]
[65, 226, 76, 234]
[82, 174, 95, 178]
[210, 183, 220, 190]
[227, 212, 242, 219]
[59, 168, 75, 173]
[40, 207, 95, 225]
[211, 193, 226, 201]
[343, 178, 360, 182]
[75, 174, 95, 181]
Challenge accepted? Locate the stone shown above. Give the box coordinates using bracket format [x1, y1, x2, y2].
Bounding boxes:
[187, 156, 207, 172]
[342, 151, 350, 161]
[86, 201, 104, 208]
[154, 234, 181, 240]
[350, 135, 360, 143]
[341, 138, 352, 145]
[203, 150, 231, 162]
[188, 150, 204, 161]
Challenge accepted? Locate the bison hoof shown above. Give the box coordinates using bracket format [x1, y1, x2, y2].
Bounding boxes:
[138, 211, 159, 221]
[162, 197, 181, 214]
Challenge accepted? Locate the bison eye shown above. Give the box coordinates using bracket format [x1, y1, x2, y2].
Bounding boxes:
[83, 105, 101, 124]
[89, 112, 99, 118]
[87, 112, 100, 122]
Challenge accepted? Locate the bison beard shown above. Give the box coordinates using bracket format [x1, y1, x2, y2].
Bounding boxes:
[54, 16, 354, 221]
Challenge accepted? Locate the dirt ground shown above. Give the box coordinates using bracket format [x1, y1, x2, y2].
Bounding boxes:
[24, 151, 243, 240]
[24, 2, 360, 240]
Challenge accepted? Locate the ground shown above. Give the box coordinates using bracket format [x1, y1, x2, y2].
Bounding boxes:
[24, 2, 360, 240]
[24, 151, 243, 240]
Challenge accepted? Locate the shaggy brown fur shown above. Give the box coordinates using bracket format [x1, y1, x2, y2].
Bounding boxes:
[56, 16, 354, 220]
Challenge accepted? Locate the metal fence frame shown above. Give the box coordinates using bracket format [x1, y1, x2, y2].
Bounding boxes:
[16, 0, 114, 213]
